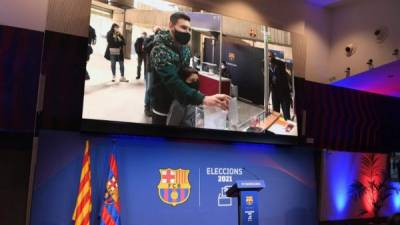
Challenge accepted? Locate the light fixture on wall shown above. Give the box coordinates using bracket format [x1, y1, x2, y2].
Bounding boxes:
[345, 44, 356, 57]
[367, 59, 374, 70]
[374, 26, 389, 43]
[345, 67, 351, 78]
[393, 48, 399, 59]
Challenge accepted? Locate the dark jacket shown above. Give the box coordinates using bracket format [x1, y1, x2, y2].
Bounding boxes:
[104, 30, 125, 61]
[144, 35, 156, 73]
[150, 30, 204, 114]
[88, 26, 96, 45]
[144, 35, 156, 54]
[87, 26, 96, 58]
[134, 36, 145, 55]
[269, 59, 291, 100]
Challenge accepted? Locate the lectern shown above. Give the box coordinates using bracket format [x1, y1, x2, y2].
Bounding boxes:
[226, 180, 265, 225]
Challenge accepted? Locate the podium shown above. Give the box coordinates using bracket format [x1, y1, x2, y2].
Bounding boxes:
[227, 180, 266, 225]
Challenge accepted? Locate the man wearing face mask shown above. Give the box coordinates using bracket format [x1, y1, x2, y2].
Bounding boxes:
[150, 12, 231, 125]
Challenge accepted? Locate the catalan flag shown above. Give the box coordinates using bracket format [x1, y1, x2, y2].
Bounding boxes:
[72, 140, 92, 225]
[100, 148, 121, 225]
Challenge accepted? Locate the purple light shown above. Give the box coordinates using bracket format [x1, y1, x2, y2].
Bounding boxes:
[325, 151, 356, 219]
[392, 182, 400, 210]
[332, 60, 400, 98]
[306, 0, 342, 7]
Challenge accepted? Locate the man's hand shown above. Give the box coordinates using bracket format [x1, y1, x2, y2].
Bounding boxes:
[203, 94, 231, 111]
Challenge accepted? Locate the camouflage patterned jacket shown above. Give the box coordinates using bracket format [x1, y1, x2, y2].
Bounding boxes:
[150, 30, 204, 115]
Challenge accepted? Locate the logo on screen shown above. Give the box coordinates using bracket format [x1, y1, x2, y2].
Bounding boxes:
[158, 168, 191, 206]
[246, 196, 254, 206]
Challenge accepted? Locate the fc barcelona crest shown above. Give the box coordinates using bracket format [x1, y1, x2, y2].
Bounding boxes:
[246, 196, 254, 206]
[158, 168, 191, 206]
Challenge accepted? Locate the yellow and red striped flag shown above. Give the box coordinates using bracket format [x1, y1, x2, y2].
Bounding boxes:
[72, 140, 93, 225]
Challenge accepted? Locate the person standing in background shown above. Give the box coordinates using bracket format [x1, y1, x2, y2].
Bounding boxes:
[105, 23, 128, 82]
[86, 25, 96, 80]
[143, 26, 161, 117]
[268, 51, 291, 120]
[134, 32, 147, 80]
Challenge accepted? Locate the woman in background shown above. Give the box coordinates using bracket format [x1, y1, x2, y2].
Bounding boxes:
[104, 23, 128, 82]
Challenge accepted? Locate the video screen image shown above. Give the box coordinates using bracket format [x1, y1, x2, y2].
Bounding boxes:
[83, 0, 299, 136]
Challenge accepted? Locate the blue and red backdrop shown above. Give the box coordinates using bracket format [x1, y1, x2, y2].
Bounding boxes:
[30, 130, 317, 225]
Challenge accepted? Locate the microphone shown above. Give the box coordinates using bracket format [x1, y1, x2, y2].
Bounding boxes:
[242, 167, 261, 180]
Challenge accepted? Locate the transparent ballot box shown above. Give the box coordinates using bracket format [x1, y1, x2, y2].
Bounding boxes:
[195, 97, 297, 135]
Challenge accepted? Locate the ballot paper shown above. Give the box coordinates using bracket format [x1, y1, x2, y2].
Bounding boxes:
[204, 106, 228, 130]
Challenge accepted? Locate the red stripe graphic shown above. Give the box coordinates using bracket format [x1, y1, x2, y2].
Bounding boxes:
[180, 188, 185, 202]
[110, 155, 118, 179]
[73, 140, 92, 225]
[81, 212, 90, 225]
[101, 207, 117, 225]
[75, 189, 91, 218]
[163, 189, 168, 202]
[78, 170, 90, 192]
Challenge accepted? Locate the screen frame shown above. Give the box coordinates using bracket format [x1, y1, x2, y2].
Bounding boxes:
[81, 118, 300, 145]
[80, 3, 304, 146]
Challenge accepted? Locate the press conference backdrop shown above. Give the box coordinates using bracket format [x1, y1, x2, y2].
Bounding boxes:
[30, 130, 317, 225]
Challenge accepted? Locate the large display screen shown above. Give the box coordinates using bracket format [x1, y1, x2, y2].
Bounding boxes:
[82, 0, 299, 137]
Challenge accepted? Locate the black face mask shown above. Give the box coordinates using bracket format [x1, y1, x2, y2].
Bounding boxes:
[174, 29, 191, 45]
[188, 81, 199, 90]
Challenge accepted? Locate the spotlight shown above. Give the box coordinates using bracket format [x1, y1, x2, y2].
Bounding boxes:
[367, 59, 374, 69]
[345, 67, 351, 78]
[374, 27, 389, 43]
[393, 49, 399, 58]
[345, 44, 356, 57]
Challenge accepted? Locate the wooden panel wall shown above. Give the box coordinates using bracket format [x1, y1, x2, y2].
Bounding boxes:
[41, 0, 92, 130]
[291, 32, 307, 78]
[46, 0, 91, 37]
[125, 9, 170, 28]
